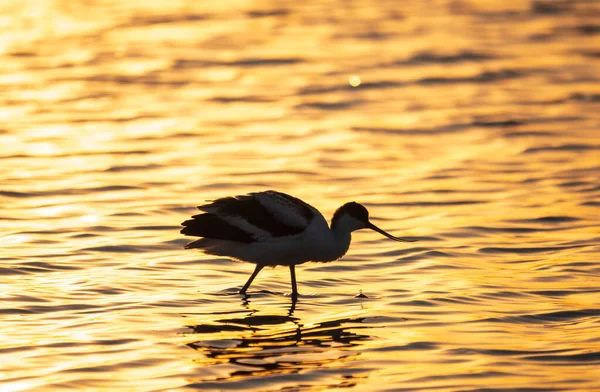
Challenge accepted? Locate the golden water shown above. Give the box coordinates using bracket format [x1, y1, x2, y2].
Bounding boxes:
[1, 0, 599, 391]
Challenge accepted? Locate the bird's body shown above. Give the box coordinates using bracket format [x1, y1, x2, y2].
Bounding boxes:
[181, 190, 416, 297]
[183, 191, 348, 266]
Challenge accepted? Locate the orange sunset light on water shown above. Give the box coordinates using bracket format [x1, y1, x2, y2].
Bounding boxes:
[1, 0, 599, 391]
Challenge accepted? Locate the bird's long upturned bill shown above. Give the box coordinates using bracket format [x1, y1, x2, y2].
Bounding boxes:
[367, 222, 417, 242]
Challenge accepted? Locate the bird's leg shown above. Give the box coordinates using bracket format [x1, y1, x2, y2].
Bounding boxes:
[239, 264, 263, 295]
[289, 264, 298, 298]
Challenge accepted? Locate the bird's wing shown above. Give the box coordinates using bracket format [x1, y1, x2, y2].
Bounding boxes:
[197, 191, 311, 239]
[250, 190, 315, 228]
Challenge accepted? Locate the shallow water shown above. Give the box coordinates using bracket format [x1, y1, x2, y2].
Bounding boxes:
[1, 0, 599, 391]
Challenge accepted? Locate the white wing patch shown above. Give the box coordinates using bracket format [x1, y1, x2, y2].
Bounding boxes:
[217, 215, 273, 242]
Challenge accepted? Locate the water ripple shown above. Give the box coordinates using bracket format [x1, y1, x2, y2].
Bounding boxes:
[1, 0, 599, 391]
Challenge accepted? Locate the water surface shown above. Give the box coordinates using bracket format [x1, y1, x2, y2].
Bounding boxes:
[1, 0, 599, 391]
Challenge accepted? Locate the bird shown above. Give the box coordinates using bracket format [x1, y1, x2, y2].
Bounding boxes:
[181, 190, 416, 297]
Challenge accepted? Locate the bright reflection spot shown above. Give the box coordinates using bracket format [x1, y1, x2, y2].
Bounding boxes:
[79, 214, 99, 223]
[35, 205, 74, 217]
[0, 380, 44, 392]
[0, 234, 30, 245]
[0, 105, 32, 121]
[349, 75, 361, 87]
[28, 142, 58, 156]
[30, 125, 71, 138]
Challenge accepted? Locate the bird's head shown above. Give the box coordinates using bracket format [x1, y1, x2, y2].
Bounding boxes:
[331, 202, 417, 242]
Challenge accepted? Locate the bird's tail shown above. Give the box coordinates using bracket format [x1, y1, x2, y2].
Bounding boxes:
[181, 213, 254, 246]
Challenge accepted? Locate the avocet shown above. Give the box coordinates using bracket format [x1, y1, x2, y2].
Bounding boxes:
[181, 190, 416, 297]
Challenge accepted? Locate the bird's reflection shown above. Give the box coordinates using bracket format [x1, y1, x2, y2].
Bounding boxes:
[185, 295, 372, 381]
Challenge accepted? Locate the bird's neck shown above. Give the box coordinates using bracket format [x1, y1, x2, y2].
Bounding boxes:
[329, 226, 352, 260]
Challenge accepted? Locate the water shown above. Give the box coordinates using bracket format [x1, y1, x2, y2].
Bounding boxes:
[1, 0, 599, 390]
